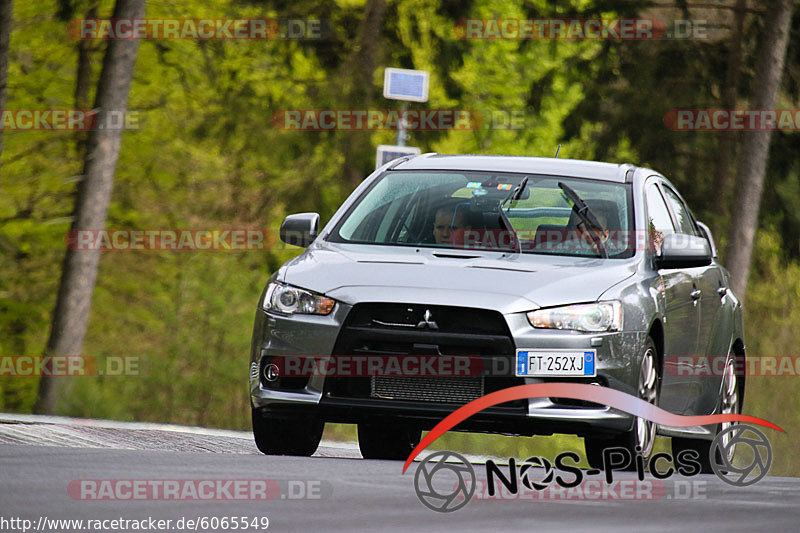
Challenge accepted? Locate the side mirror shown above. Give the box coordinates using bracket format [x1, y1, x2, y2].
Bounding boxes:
[280, 213, 320, 248]
[695, 221, 717, 259]
[656, 233, 712, 269]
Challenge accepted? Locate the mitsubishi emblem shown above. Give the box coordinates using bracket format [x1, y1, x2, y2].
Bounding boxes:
[416, 309, 439, 330]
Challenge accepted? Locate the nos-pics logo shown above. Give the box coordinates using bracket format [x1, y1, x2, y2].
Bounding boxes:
[412, 424, 772, 512]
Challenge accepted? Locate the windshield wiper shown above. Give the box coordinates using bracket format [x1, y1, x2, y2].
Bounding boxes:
[557, 182, 608, 258]
[500, 176, 529, 208]
[495, 177, 529, 253]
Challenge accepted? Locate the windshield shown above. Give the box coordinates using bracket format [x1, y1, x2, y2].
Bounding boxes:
[330, 170, 634, 258]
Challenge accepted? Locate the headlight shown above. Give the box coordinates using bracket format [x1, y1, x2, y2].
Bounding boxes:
[527, 301, 622, 332]
[262, 282, 336, 315]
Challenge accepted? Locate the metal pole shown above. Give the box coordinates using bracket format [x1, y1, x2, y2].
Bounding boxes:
[396, 102, 407, 146]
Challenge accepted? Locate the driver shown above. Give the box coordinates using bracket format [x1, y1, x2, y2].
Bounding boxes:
[433, 206, 472, 245]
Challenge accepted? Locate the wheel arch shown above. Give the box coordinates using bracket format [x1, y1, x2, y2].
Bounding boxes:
[647, 318, 665, 379]
[732, 337, 746, 410]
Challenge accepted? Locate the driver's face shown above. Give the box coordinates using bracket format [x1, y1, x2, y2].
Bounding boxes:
[433, 210, 469, 245]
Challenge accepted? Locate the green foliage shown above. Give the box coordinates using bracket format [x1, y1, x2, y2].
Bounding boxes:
[739, 228, 800, 476]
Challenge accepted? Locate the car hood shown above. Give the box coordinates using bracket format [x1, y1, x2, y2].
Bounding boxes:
[280, 243, 636, 314]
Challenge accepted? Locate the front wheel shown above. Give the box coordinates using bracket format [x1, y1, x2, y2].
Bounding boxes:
[585, 337, 660, 470]
[252, 408, 324, 456]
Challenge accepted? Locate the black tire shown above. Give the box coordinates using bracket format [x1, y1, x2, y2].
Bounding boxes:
[671, 436, 716, 474]
[585, 434, 628, 470]
[584, 336, 660, 471]
[252, 408, 323, 456]
[358, 421, 421, 460]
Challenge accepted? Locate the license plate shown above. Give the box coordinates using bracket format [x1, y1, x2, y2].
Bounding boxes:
[515, 350, 596, 377]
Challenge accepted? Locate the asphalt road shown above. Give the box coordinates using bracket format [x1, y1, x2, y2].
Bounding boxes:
[0, 415, 797, 532]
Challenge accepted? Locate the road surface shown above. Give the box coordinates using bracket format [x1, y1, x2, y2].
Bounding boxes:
[0, 414, 796, 532]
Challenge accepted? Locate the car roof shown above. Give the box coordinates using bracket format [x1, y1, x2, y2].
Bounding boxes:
[392, 153, 635, 183]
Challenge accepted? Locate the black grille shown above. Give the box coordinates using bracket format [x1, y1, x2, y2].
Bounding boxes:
[334, 303, 514, 356]
[371, 376, 484, 403]
[325, 303, 524, 408]
[345, 303, 510, 337]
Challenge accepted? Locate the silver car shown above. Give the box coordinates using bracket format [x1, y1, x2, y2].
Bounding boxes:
[249, 154, 744, 470]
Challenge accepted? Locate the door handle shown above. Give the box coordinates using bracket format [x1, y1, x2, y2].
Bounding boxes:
[690, 288, 702, 300]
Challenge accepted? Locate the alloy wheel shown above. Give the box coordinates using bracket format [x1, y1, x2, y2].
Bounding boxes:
[636, 346, 659, 459]
[719, 355, 740, 462]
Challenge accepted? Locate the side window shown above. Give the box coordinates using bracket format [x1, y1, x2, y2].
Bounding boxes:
[661, 187, 699, 236]
[645, 183, 674, 254]
[645, 183, 675, 234]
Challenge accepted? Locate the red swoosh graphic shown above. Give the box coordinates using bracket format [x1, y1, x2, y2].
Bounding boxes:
[402, 383, 783, 473]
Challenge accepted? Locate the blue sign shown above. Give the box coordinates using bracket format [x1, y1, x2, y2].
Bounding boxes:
[383, 68, 430, 102]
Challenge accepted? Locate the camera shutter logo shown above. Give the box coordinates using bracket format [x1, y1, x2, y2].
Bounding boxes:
[520, 456, 554, 491]
[413, 451, 475, 512]
[710, 424, 772, 486]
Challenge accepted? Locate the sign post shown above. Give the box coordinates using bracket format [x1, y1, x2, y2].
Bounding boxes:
[380, 68, 429, 162]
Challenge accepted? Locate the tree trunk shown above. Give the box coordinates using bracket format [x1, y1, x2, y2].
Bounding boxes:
[711, 0, 747, 239]
[34, 0, 146, 414]
[351, 0, 386, 104]
[0, 0, 13, 164]
[724, 0, 794, 301]
[342, 0, 386, 187]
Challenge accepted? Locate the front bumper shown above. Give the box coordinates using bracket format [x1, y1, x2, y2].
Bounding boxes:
[249, 304, 646, 438]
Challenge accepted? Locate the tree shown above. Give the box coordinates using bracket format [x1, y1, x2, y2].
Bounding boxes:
[341, 0, 387, 187]
[711, 0, 749, 234]
[0, 0, 13, 164]
[34, 0, 146, 413]
[725, 0, 795, 301]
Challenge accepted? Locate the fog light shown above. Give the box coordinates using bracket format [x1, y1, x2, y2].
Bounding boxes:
[263, 363, 280, 382]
